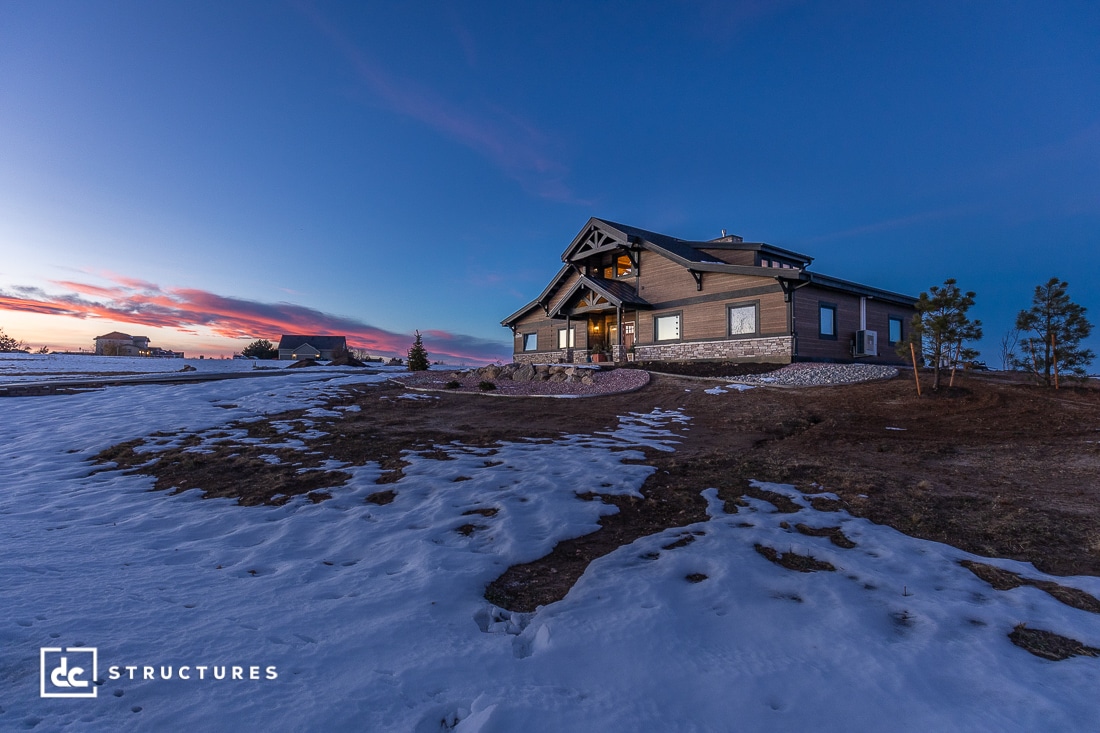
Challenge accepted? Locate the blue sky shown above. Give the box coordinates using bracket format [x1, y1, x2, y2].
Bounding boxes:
[1, 1, 1098, 363]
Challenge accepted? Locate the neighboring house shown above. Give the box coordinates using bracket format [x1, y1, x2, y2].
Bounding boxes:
[502, 218, 918, 365]
[94, 332, 180, 357]
[277, 335, 347, 361]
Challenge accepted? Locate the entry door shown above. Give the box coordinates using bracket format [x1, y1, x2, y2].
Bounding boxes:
[623, 322, 635, 350]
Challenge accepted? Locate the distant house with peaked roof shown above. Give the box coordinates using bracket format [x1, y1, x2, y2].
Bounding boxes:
[94, 331, 180, 357]
[277, 335, 347, 361]
[502, 218, 918, 365]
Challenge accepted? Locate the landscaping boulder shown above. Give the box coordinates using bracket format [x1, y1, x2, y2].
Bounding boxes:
[512, 364, 536, 382]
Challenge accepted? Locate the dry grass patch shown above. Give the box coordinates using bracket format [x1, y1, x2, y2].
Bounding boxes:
[1008, 624, 1100, 661]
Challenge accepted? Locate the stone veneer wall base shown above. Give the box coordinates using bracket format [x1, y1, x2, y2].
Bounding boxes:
[633, 336, 793, 362]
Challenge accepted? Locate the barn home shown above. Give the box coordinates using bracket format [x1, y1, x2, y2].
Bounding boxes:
[502, 218, 918, 365]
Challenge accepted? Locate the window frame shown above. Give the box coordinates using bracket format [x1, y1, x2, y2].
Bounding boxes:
[727, 300, 760, 338]
[888, 315, 904, 346]
[818, 302, 838, 340]
[653, 311, 683, 343]
[521, 332, 538, 352]
[557, 326, 576, 349]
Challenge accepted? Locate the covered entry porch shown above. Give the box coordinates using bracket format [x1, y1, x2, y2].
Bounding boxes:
[548, 275, 648, 363]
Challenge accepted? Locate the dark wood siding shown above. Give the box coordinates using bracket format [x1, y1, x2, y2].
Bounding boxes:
[792, 285, 914, 364]
[510, 309, 590, 355]
[548, 271, 581, 313]
[636, 251, 698, 303]
[634, 288, 788, 345]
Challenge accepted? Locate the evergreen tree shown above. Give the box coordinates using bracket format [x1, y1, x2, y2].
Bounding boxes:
[407, 331, 430, 371]
[901, 279, 983, 390]
[241, 338, 278, 359]
[1013, 278, 1094, 385]
[0, 327, 26, 352]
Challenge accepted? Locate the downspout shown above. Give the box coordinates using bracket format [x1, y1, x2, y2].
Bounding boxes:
[782, 277, 812, 361]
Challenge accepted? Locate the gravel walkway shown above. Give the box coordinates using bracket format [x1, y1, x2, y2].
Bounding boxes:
[725, 363, 898, 387]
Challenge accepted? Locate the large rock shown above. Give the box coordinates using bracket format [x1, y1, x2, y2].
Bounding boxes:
[480, 365, 501, 381]
[512, 364, 536, 382]
[549, 372, 567, 382]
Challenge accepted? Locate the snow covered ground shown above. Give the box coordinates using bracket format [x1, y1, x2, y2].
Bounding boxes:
[3, 371, 1100, 731]
[0, 353, 281, 383]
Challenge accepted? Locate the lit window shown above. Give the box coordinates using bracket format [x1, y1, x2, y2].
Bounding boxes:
[819, 304, 837, 338]
[615, 254, 633, 278]
[889, 317, 903, 345]
[729, 304, 757, 335]
[558, 327, 576, 348]
[522, 333, 537, 351]
[655, 314, 681, 342]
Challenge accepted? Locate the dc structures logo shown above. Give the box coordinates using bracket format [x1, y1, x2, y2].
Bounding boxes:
[40, 647, 98, 698]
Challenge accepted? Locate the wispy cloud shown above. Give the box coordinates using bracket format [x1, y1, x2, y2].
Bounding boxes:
[297, 2, 585, 204]
[804, 204, 977, 244]
[0, 276, 510, 363]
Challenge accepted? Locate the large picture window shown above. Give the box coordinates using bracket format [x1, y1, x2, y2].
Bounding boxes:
[819, 303, 837, 339]
[522, 333, 538, 351]
[728, 303, 758, 336]
[558, 327, 576, 349]
[655, 313, 681, 342]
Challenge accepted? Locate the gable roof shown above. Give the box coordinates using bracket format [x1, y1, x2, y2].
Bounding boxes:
[277, 335, 347, 351]
[503, 218, 916, 325]
[95, 331, 132, 340]
[564, 217, 813, 270]
[547, 275, 651, 318]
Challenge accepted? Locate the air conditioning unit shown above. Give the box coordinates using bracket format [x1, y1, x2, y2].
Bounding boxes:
[854, 330, 878, 357]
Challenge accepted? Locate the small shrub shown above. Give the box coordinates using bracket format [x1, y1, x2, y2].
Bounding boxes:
[478, 381, 496, 391]
[444, 380, 461, 389]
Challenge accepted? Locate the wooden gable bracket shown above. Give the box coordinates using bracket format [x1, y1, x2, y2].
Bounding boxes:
[570, 227, 622, 261]
[690, 269, 703, 291]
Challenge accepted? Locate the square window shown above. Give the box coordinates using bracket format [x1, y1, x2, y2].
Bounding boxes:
[729, 304, 757, 336]
[522, 333, 537, 351]
[888, 317, 903, 345]
[655, 314, 681, 342]
[558, 327, 575, 349]
[819, 304, 837, 338]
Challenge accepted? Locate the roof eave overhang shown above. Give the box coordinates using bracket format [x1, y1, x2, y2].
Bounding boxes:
[801, 272, 918, 307]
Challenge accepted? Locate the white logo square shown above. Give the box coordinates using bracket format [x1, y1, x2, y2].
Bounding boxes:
[40, 647, 98, 698]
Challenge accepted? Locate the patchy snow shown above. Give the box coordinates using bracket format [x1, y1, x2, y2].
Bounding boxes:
[2, 375, 1099, 731]
[704, 384, 756, 395]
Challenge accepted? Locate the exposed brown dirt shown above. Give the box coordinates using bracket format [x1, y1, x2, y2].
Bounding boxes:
[1008, 624, 1100, 661]
[960, 560, 1100, 614]
[753, 543, 837, 572]
[90, 370, 1100, 614]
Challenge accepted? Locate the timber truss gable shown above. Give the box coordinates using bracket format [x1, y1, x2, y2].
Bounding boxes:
[548, 275, 651, 319]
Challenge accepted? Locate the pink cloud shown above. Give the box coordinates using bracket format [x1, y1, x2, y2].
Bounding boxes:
[0, 277, 509, 363]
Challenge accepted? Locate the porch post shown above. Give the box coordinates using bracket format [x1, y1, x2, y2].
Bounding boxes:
[565, 314, 572, 363]
[616, 306, 623, 362]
